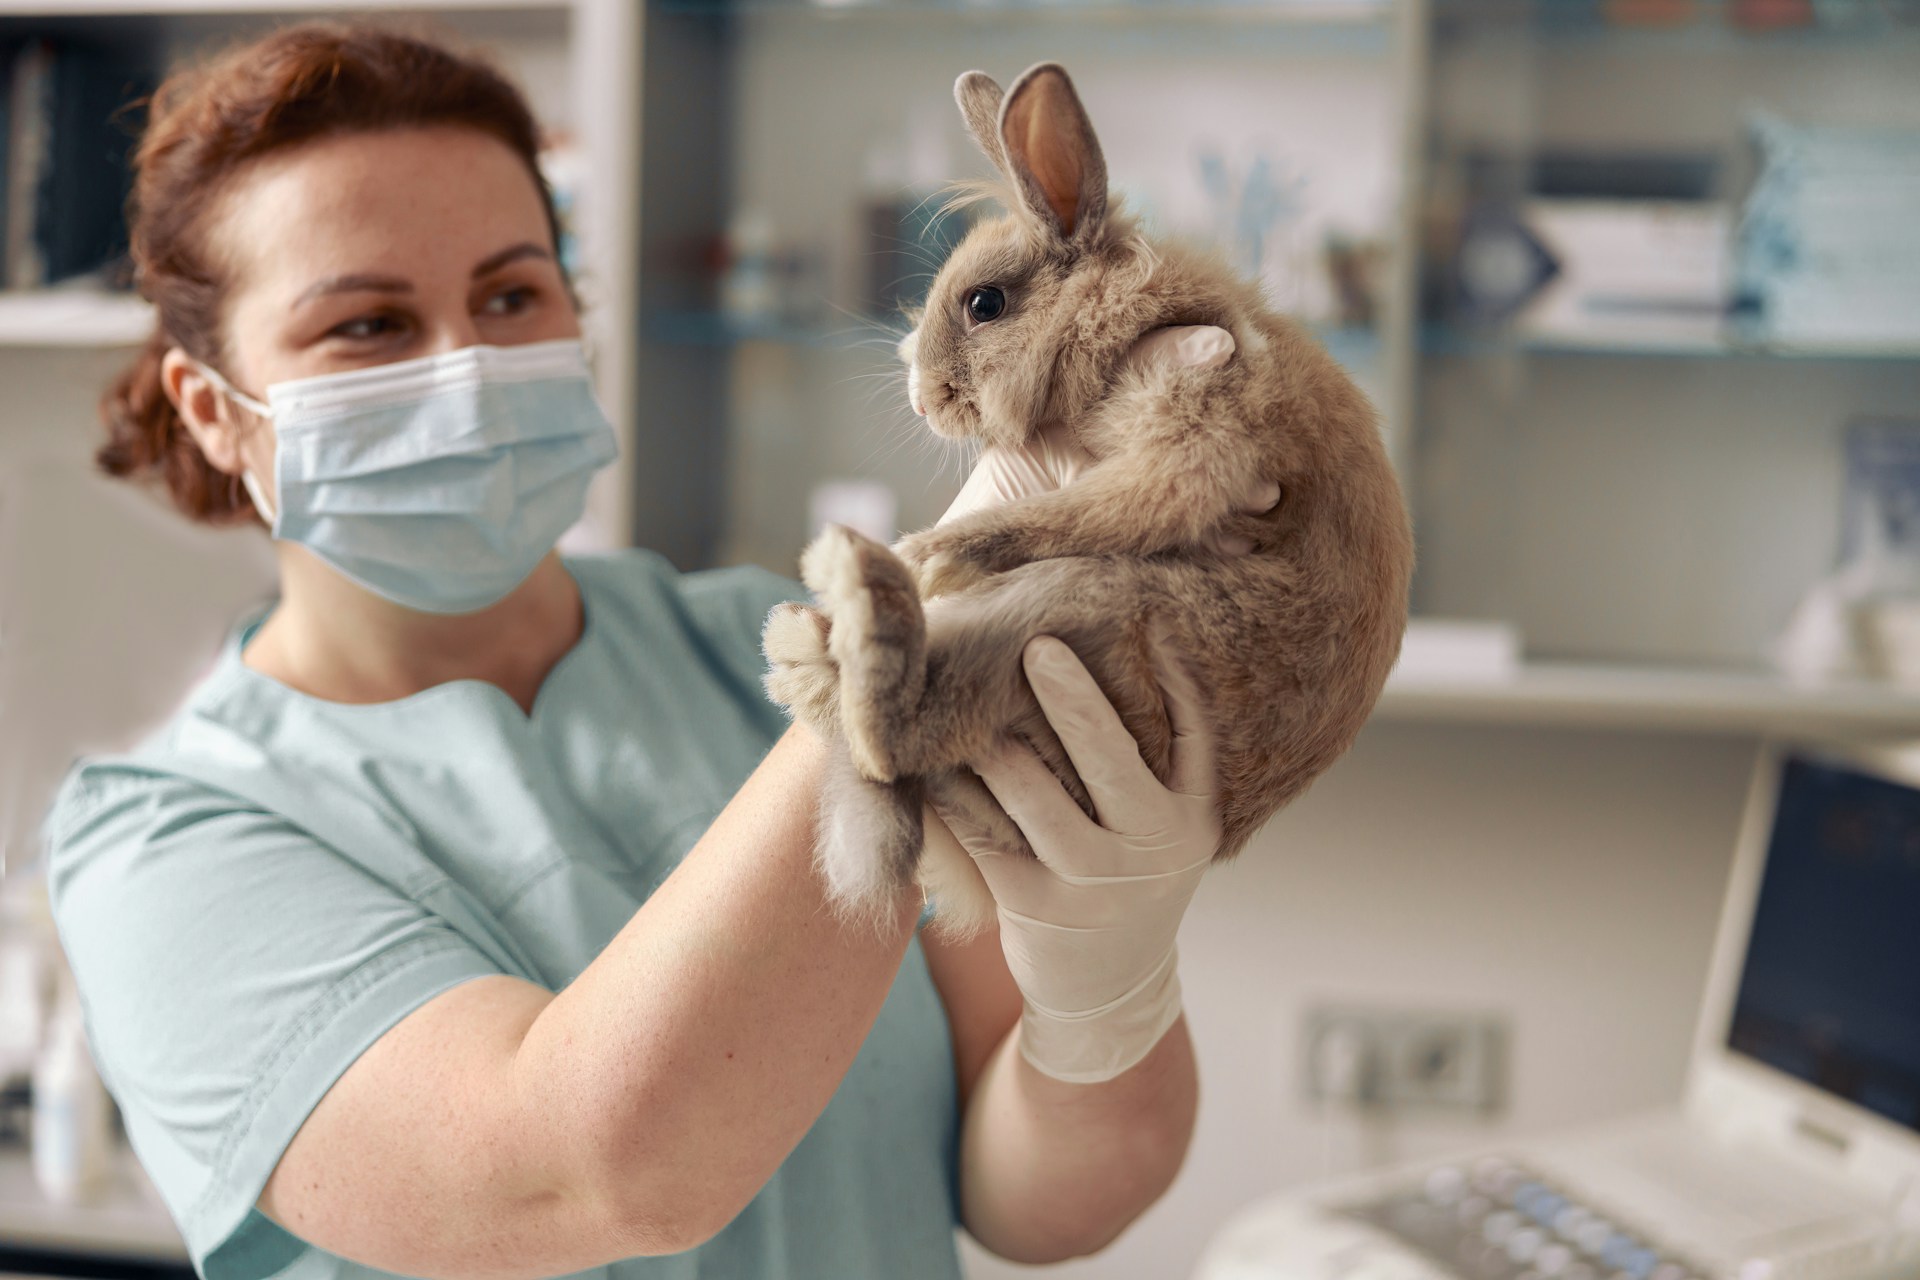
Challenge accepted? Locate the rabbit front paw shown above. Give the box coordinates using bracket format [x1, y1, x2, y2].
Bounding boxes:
[762, 601, 840, 735]
[895, 529, 992, 598]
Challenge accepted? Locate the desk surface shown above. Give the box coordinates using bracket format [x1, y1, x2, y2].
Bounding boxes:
[0, 1141, 189, 1263]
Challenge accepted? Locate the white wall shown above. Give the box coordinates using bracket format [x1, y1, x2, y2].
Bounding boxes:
[962, 720, 1759, 1280]
[0, 346, 277, 880]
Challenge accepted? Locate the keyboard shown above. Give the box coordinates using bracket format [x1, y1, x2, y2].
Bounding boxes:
[1334, 1155, 1714, 1280]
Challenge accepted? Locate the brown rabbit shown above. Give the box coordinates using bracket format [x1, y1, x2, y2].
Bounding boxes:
[763, 61, 1413, 937]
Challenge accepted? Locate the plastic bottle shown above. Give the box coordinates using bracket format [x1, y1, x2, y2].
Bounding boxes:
[0, 884, 53, 1090]
[31, 970, 114, 1204]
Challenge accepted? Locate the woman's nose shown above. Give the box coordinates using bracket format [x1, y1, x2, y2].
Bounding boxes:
[427, 316, 488, 354]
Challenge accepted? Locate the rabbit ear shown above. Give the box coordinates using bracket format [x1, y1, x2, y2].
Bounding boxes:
[954, 71, 1007, 172]
[998, 62, 1108, 245]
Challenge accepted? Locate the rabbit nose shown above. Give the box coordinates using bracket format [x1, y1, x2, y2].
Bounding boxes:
[920, 379, 954, 412]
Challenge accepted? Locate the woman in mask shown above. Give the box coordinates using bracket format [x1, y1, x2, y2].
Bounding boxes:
[43, 22, 1229, 1280]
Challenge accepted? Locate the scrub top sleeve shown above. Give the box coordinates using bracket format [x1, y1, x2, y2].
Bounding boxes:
[42, 767, 505, 1280]
[677, 563, 810, 727]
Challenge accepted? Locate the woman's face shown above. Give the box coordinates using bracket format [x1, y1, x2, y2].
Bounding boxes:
[167, 124, 578, 490]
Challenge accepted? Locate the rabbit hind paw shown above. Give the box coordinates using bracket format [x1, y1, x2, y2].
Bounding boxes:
[799, 524, 927, 782]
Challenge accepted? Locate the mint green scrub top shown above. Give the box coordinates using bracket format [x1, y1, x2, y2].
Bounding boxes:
[40, 550, 963, 1280]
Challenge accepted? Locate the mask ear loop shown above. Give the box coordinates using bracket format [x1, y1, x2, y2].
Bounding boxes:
[192, 358, 278, 528]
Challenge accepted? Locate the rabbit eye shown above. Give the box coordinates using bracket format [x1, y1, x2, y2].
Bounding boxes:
[964, 285, 1006, 326]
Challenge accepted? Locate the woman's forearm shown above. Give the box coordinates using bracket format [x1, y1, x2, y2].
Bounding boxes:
[511, 722, 921, 1252]
[960, 1014, 1199, 1263]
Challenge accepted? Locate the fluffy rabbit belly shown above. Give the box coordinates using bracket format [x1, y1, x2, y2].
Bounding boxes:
[765, 533, 1394, 936]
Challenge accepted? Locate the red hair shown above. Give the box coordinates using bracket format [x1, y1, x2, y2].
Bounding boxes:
[98, 20, 567, 525]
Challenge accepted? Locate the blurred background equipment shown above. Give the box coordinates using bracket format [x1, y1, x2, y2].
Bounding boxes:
[1775, 417, 1920, 686]
[1195, 739, 1920, 1280]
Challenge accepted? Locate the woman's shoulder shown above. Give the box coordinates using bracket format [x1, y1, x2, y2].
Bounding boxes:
[40, 721, 251, 861]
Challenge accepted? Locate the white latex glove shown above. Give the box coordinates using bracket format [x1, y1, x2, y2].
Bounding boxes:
[928, 626, 1219, 1084]
[932, 324, 1273, 552]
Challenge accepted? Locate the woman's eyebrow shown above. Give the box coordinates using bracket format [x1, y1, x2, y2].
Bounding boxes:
[290, 244, 550, 311]
[472, 242, 550, 277]
[293, 272, 410, 310]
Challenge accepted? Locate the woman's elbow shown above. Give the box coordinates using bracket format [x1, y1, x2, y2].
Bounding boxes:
[599, 1152, 768, 1257]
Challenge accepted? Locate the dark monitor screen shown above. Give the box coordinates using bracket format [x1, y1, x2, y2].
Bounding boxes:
[1727, 753, 1920, 1134]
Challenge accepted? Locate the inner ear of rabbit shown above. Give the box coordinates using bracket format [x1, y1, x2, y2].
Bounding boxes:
[1007, 93, 1082, 230]
[999, 64, 1108, 243]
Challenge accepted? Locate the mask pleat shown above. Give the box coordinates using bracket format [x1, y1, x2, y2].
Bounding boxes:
[260, 340, 619, 614]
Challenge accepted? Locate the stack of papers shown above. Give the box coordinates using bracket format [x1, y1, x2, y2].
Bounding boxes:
[1519, 199, 1730, 347]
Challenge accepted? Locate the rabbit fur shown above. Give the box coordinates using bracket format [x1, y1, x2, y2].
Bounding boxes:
[762, 61, 1414, 938]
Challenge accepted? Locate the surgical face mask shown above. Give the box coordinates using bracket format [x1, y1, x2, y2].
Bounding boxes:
[196, 338, 618, 615]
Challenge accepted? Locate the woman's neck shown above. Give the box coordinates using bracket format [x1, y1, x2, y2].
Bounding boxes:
[242, 549, 585, 716]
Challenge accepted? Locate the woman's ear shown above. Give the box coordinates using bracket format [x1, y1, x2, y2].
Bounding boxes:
[159, 346, 249, 475]
[997, 62, 1108, 247]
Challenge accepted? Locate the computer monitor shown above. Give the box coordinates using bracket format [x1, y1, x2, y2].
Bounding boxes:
[1690, 739, 1920, 1209]
[1728, 752, 1920, 1134]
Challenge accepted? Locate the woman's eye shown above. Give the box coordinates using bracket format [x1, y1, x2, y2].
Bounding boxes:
[329, 313, 402, 341]
[482, 285, 536, 315]
[965, 285, 1006, 326]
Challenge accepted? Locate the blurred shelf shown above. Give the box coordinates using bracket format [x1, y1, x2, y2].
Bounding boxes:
[651, 309, 1383, 367]
[1432, 0, 1920, 47]
[1421, 325, 1920, 363]
[0, 292, 154, 349]
[1375, 660, 1920, 736]
[655, 0, 1395, 24]
[0, 0, 571, 13]
[648, 309, 898, 349]
[0, 1140, 189, 1263]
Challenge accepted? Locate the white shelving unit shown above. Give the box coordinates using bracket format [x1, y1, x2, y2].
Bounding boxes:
[1424, 326, 1920, 364]
[0, 0, 641, 550]
[1404, 10, 1920, 730]
[1376, 662, 1920, 737]
[0, 290, 152, 346]
[0, 0, 568, 16]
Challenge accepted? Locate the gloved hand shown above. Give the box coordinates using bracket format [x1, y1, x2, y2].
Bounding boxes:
[911, 323, 1245, 1080]
[927, 625, 1218, 1084]
[931, 324, 1274, 554]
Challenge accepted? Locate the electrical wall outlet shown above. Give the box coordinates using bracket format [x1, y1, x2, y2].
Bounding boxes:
[1304, 1004, 1507, 1114]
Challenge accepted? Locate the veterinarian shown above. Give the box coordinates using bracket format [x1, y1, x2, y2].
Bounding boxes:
[40, 23, 1241, 1280]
